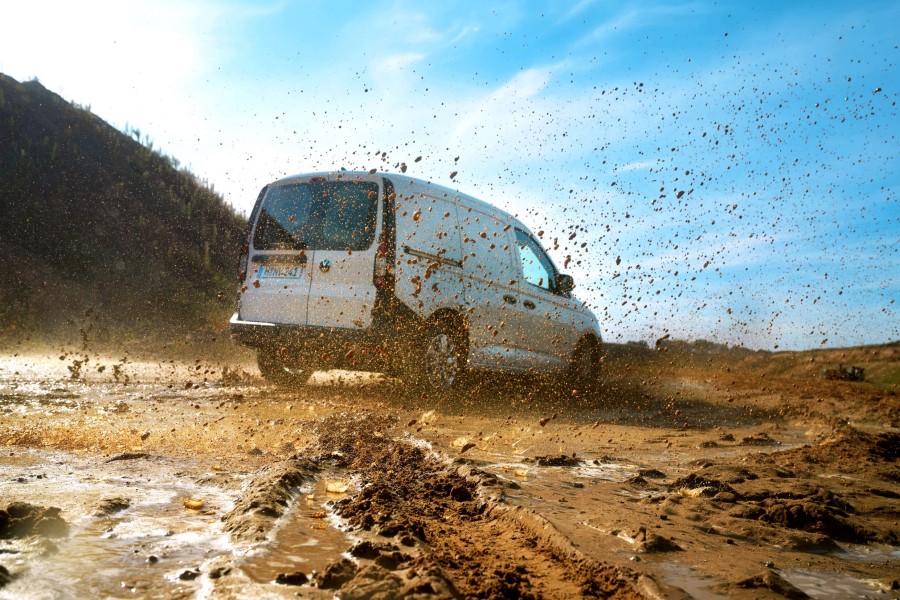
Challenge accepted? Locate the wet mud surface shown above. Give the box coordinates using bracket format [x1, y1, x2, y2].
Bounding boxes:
[0, 350, 898, 598]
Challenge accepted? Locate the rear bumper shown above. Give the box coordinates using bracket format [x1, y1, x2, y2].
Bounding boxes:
[229, 312, 371, 349]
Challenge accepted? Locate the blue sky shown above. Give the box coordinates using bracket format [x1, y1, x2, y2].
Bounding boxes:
[1, 0, 897, 350]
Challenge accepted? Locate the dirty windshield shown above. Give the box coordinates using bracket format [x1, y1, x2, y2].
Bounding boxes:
[0, 2, 897, 599]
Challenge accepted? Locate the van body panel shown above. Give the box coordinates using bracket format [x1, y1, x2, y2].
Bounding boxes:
[393, 190, 464, 321]
[457, 208, 525, 370]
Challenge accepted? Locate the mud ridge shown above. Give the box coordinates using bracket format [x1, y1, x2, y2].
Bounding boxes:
[221, 458, 321, 542]
[306, 413, 644, 599]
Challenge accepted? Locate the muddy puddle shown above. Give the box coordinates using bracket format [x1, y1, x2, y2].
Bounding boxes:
[1, 449, 238, 598]
[0, 449, 360, 599]
[780, 568, 890, 599]
[240, 476, 357, 583]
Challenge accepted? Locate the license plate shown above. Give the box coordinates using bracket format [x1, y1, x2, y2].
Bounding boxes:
[258, 265, 304, 278]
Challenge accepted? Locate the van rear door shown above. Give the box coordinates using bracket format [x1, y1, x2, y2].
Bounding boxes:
[302, 176, 382, 330]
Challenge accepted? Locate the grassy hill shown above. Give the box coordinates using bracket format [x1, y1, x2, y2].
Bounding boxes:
[0, 73, 245, 351]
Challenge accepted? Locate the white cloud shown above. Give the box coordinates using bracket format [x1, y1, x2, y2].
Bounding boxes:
[378, 52, 427, 71]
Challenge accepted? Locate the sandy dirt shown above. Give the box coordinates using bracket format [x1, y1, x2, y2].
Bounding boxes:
[0, 344, 898, 599]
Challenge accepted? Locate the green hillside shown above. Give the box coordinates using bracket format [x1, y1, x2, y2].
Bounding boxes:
[0, 73, 245, 349]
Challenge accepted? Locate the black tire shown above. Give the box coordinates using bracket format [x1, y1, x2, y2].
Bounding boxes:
[404, 318, 468, 399]
[564, 337, 602, 399]
[257, 348, 309, 386]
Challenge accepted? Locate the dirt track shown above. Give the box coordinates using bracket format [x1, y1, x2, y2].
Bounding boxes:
[0, 346, 898, 599]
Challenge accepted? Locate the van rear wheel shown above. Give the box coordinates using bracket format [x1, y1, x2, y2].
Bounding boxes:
[406, 319, 467, 398]
[257, 349, 309, 386]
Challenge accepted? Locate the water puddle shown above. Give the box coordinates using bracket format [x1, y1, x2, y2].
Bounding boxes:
[780, 568, 887, 599]
[476, 455, 640, 515]
[835, 544, 900, 563]
[657, 562, 727, 599]
[0, 449, 358, 598]
[0, 449, 240, 599]
[482, 457, 637, 485]
[241, 476, 356, 582]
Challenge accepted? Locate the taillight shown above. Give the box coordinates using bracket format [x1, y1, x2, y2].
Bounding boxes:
[237, 235, 250, 282]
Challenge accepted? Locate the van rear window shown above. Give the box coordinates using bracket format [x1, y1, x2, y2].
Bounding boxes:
[253, 180, 379, 251]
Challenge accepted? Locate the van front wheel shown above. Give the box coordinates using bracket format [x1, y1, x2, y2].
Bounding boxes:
[257, 349, 309, 386]
[564, 338, 602, 399]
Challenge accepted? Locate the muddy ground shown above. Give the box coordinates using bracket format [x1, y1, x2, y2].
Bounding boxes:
[0, 345, 898, 599]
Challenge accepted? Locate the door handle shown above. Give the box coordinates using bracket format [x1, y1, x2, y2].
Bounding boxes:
[503, 294, 517, 305]
[523, 300, 536, 309]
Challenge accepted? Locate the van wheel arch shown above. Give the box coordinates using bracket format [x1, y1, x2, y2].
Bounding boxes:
[565, 334, 603, 397]
[424, 309, 469, 356]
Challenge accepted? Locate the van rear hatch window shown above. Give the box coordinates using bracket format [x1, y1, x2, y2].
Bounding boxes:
[253, 180, 379, 251]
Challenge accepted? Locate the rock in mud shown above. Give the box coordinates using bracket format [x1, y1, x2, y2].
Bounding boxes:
[777, 531, 840, 552]
[208, 566, 231, 580]
[0, 565, 11, 590]
[0, 503, 69, 539]
[669, 474, 739, 498]
[349, 540, 397, 560]
[638, 468, 666, 479]
[105, 452, 149, 462]
[732, 487, 883, 543]
[631, 526, 682, 553]
[730, 569, 810, 599]
[534, 454, 580, 467]
[741, 433, 778, 446]
[275, 571, 308, 586]
[756, 497, 870, 543]
[95, 497, 130, 517]
[317, 558, 358, 590]
[374, 551, 412, 571]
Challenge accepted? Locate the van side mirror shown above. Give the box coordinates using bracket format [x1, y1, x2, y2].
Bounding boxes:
[556, 273, 574, 294]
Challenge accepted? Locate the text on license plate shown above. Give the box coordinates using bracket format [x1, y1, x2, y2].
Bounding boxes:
[258, 265, 303, 278]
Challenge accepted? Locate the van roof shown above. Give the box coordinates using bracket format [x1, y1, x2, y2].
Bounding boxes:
[272, 170, 518, 225]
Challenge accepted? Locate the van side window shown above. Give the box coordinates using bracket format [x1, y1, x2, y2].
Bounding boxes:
[515, 229, 555, 292]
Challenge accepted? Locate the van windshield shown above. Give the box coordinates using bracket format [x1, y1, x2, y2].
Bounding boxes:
[253, 180, 379, 251]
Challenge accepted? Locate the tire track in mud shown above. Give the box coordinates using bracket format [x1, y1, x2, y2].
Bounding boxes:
[221, 411, 648, 599]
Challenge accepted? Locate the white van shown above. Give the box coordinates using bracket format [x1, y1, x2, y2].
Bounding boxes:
[229, 171, 603, 396]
